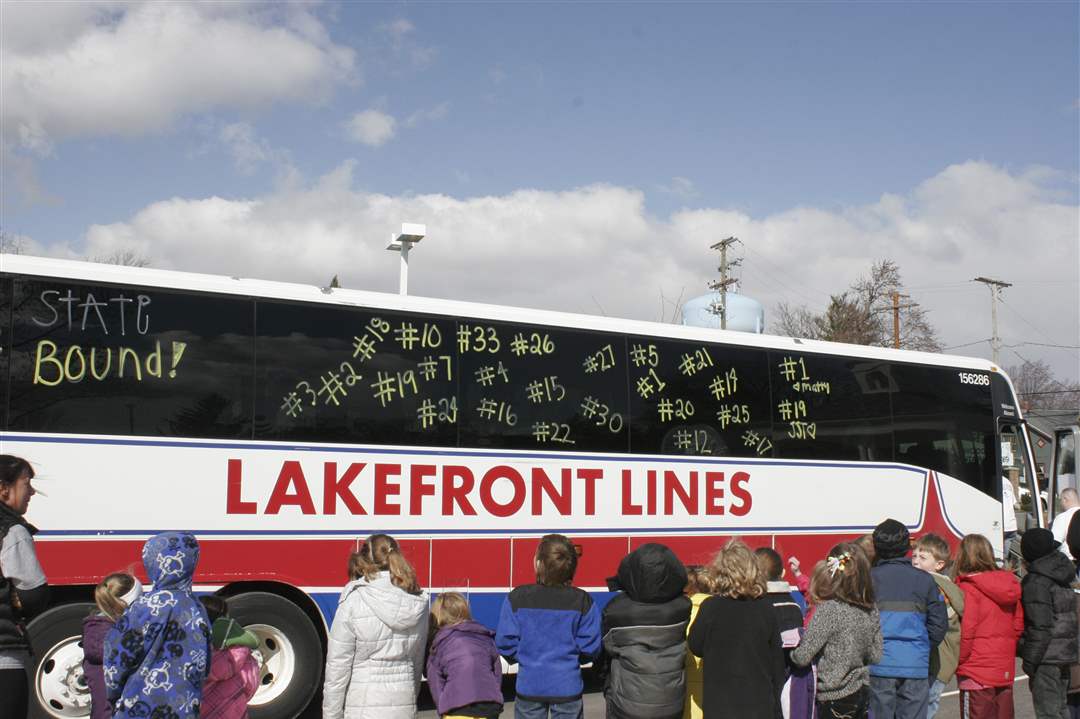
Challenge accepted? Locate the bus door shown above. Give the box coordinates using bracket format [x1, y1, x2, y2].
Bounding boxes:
[997, 421, 1045, 566]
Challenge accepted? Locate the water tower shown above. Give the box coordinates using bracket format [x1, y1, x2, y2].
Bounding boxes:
[681, 291, 765, 333]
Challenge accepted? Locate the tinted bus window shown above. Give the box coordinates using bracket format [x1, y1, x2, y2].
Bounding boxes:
[0, 276, 10, 429]
[8, 279, 254, 438]
[628, 338, 772, 457]
[457, 322, 628, 452]
[255, 301, 458, 447]
[769, 352, 894, 462]
[891, 363, 995, 495]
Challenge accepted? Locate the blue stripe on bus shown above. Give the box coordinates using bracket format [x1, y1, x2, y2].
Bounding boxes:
[308, 590, 619, 631]
[0, 432, 928, 472]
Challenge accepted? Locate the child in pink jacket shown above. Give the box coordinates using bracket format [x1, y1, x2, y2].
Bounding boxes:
[199, 596, 261, 719]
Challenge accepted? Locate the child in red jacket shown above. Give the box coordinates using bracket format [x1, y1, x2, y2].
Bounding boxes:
[954, 534, 1024, 719]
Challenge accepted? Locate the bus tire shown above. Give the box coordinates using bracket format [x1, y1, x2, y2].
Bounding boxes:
[27, 602, 96, 719]
[227, 591, 323, 719]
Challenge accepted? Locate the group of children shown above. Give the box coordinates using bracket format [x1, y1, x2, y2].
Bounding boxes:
[83, 523, 1080, 719]
[81, 531, 261, 719]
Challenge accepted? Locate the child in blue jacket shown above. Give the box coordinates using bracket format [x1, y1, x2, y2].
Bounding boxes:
[868, 519, 947, 719]
[105, 532, 212, 719]
[496, 534, 601, 719]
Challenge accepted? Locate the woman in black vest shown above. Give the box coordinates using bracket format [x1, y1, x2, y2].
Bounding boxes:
[0, 455, 49, 719]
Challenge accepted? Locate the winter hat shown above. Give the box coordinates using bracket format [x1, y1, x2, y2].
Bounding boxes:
[211, 616, 259, 650]
[1020, 528, 1060, 563]
[873, 518, 911, 560]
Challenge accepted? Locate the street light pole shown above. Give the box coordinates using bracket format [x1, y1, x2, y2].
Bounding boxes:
[386, 223, 426, 295]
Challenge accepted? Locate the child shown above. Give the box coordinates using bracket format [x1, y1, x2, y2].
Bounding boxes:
[1019, 528, 1079, 718]
[911, 533, 965, 719]
[683, 565, 714, 719]
[198, 596, 260, 719]
[322, 533, 429, 719]
[426, 592, 503, 719]
[495, 533, 601, 719]
[868, 518, 947, 719]
[687, 539, 785, 719]
[952, 533, 1022, 719]
[755, 547, 813, 719]
[601, 543, 690, 719]
[83, 573, 142, 719]
[791, 544, 883, 719]
[104, 532, 213, 719]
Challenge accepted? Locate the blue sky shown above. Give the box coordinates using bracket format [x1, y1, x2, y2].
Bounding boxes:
[2, 1, 1078, 381]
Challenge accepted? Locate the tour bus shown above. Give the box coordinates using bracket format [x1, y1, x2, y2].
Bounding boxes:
[0, 254, 1043, 719]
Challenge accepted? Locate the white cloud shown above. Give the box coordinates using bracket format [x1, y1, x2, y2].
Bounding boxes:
[1, 2, 355, 154]
[345, 109, 397, 147]
[405, 102, 450, 128]
[656, 176, 699, 201]
[59, 161, 1080, 380]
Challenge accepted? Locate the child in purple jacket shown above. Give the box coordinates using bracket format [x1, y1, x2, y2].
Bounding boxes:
[426, 592, 503, 719]
[82, 573, 142, 719]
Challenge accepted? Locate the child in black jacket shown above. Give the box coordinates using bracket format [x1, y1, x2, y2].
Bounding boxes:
[1019, 528, 1079, 719]
[688, 540, 785, 719]
[600, 543, 691, 719]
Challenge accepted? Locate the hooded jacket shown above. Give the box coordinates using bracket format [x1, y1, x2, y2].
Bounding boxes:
[870, 558, 948, 678]
[1019, 550, 1079, 669]
[956, 570, 1023, 687]
[425, 620, 503, 716]
[600, 543, 691, 719]
[929, 572, 965, 684]
[82, 613, 115, 719]
[199, 646, 259, 719]
[104, 532, 213, 719]
[322, 571, 429, 719]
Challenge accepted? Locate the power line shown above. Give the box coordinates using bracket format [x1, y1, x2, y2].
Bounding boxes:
[944, 338, 991, 351]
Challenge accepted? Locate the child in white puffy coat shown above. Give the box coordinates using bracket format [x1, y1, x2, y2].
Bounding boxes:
[322, 534, 430, 719]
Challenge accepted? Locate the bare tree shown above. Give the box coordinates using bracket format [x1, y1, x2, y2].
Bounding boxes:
[773, 301, 820, 339]
[770, 259, 942, 351]
[0, 229, 27, 255]
[1006, 358, 1080, 410]
[88, 249, 151, 267]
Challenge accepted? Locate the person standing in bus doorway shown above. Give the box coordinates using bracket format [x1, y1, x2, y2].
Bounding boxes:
[322, 533, 429, 719]
[0, 455, 49, 719]
[1018, 528, 1078, 719]
[1051, 489, 1080, 560]
[104, 532, 213, 719]
[868, 519, 948, 719]
[496, 533, 601, 719]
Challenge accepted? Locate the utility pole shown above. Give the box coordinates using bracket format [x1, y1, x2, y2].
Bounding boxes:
[890, 290, 913, 348]
[708, 236, 741, 330]
[973, 276, 1012, 364]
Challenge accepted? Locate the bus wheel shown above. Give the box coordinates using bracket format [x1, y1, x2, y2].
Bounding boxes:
[27, 602, 96, 719]
[227, 591, 322, 719]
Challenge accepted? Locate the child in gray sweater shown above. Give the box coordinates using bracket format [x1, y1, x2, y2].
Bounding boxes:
[791, 543, 883, 719]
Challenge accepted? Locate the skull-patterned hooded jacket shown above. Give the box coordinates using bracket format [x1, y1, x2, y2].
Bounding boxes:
[104, 532, 212, 719]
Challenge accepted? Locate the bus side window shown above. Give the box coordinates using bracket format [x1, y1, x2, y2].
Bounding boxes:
[890, 363, 995, 496]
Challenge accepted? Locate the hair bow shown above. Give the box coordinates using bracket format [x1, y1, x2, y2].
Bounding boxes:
[827, 553, 852, 577]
